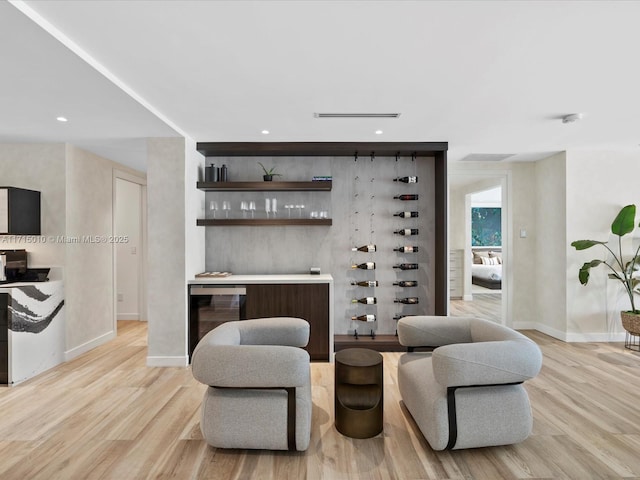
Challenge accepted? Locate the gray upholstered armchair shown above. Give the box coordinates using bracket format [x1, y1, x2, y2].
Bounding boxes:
[397, 315, 542, 450]
[191, 317, 312, 451]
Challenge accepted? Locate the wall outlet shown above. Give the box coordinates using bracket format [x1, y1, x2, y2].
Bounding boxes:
[117, 293, 123, 302]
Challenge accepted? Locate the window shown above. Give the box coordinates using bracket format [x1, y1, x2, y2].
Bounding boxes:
[471, 207, 501, 246]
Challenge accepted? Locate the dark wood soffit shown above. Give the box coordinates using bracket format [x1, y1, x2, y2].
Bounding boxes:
[196, 142, 448, 157]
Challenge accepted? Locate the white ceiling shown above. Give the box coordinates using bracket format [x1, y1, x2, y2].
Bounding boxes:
[3, 0, 640, 171]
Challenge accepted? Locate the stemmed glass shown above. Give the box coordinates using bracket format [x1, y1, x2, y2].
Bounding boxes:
[265, 198, 271, 218]
[209, 201, 218, 219]
[271, 198, 277, 217]
[249, 201, 256, 218]
[222, 201, 231, 218]
[240, 201, 248, 218]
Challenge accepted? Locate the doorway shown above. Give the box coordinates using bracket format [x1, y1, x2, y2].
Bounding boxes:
[448, 170, 510, 326]
[113, 171, 147, 329]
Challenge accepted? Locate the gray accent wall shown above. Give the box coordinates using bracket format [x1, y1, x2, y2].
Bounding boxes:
[204, 156, 435, 335]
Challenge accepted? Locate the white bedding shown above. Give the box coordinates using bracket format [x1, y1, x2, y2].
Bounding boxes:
[471, 263, 502, 281]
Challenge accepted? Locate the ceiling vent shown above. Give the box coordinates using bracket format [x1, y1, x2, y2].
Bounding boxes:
[314, 113, 401, 118]
[459, 154, 515, 162]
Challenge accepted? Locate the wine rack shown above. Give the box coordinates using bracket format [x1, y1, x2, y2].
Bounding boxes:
[392, 163, 421, 332]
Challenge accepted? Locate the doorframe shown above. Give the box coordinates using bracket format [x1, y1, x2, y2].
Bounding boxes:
[112, 169, 147, 332]
[448, 168, 512, 327]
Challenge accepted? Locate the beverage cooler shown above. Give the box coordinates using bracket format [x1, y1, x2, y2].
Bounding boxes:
[188, 285, 246, 361]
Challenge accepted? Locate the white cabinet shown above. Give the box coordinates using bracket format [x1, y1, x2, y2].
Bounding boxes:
[449, 249, 463, 299]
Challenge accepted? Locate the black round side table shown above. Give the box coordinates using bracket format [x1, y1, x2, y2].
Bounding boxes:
[334, 348, 383, 438]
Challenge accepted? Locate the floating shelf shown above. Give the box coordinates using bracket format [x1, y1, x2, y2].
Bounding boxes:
[197, 218, 332, 227]
[196, 181, 332, 192]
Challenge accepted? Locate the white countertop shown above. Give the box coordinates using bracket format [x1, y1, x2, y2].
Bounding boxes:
[188, 274, 333, 285]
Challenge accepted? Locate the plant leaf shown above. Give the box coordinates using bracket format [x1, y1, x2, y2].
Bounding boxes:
[579, 260, 603, 284]
[571, 240, 606, 250]
[611, 204, 636, 236]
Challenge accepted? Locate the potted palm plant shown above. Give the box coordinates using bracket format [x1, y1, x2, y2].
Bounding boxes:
[258, 162, 282, 181]
[571, 204, 640, 337]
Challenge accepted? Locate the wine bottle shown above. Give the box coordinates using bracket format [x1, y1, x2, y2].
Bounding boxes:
[351, 262, 375, 270]
[393, 263, 419, 270]
[394, 228, 419, 236]
[393, 211, 419, 218]
[351, 314, 376, 322]
[351, 280, 379, 287]
[393, 194, 419, 201]
[351, 244, 377, 252]
[393, 246, 419, 253]
[393, 280, 418, 287]
[351, 297, 377, 305]
[394, 176, 418, 183]
[394, 297, 419, 304]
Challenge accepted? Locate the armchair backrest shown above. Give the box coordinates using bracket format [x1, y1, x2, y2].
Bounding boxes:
[191, 317, 311, 388]
[398, 315, 543, 387]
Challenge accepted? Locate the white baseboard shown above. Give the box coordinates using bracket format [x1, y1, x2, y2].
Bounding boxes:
[117, 313, 140, 320]
[513, 321, 626, 342]
[64, 330, 116, 361]
[565, 331, 626, 342]
[147, 356, 188, 367]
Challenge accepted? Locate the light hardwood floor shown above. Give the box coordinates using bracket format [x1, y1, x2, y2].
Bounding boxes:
[451, 293, 501, 323]
[1, 321, 640, 479]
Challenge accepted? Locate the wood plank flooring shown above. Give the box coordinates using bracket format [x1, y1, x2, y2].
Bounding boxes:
[451, 293, 501, 323]
[1, 321, 640, 479]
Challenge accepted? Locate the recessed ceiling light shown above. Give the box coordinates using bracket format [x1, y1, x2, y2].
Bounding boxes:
[375, 130, 383, 135]
[562, 113, 583, 124]
[56, 116, 68, 122]
[261, 130, 270, 135]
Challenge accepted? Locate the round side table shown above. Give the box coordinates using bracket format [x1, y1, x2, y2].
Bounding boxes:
[334, 348, 383, 438]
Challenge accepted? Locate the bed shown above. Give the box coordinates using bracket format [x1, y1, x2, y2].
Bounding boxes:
[471, 248, 502, 290]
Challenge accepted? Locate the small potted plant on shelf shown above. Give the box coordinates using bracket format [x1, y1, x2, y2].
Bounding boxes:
[571, 204, 640, 341]
[258, 162, 282, 181]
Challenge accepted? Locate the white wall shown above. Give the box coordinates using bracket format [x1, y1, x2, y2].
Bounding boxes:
[565, 150, 640, 340]
[147, 137, 205, 366]
[533, 152, 567, 337]
[184, 137, 205, 285]
[0, 144, 66, 266]
[115, 178, 142, 320]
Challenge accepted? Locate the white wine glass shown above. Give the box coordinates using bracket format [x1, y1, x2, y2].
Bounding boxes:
[249, 201, 256, 218]
[222, 201, 231, 218]
[209, 201, 218, 219]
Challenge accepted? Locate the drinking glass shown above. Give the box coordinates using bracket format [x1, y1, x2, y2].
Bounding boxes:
[265, 198, 271, 218]
[209, 201, 218, 219]
[240, 201, 248, 218]
[271, 198, 277, 217]
[249, 201, 256, 218]
[222, 201, 231, 218]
